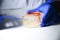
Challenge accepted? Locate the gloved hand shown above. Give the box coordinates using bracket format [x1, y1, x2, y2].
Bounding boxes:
[27, 2, 50, 27]
[27, 0, 59, 27]
[0, 15, 22, 30]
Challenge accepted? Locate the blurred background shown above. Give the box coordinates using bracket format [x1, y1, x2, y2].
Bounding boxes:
[0, 0, 60, 40]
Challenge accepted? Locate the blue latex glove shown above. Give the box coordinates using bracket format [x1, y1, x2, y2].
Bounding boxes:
[28, 0, 60, 27]
[28, 3, 52, 27]
[0, 16, 2, 23]
[46, 0, 54, 3]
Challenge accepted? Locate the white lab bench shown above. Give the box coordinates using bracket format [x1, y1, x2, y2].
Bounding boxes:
[0, 25, 60, 40]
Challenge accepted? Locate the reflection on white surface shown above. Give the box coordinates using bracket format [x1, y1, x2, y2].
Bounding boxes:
[5, 22, 14, 27]
[0, 25, 60, 40]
